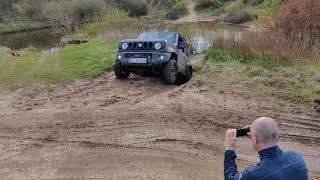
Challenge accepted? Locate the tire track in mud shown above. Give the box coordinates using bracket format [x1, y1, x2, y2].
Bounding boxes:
[0, 135, 213, 159]
[132, 138, 222, 154]
[1, 66, 320, 177]
[277, 113, 320, 145]
[11, 73, 175, 111]
[6, 75, 320, 147]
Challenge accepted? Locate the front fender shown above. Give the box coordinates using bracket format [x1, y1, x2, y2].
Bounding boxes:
[167, 46, 177, 54]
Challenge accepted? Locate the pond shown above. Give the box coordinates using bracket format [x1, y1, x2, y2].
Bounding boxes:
[0, 22, 246, 53]
[0, 30, 63, 50]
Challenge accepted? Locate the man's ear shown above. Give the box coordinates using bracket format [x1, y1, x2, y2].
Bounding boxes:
[252, 133, 258, 145]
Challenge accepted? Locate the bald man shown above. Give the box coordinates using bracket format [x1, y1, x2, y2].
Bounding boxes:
[224, 117, 308, 180]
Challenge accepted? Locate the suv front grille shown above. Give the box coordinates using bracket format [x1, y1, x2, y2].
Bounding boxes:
[126, 54, 153, 59]
[128, 42, 154, 50]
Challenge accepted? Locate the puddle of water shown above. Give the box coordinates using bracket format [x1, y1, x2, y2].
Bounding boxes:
[41, 47, 61, 54]
[137, 22, 246, 53]
[0, 22, 246, 54]
[0, 29, 62, 50]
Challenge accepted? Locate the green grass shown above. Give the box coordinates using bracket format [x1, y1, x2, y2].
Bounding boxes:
[203, 48, 320, 104]
[84, 9, 146, 36]
[204, 48, 292, 69]
[0, 39, 116, 87]
[0, 20, 46, 35]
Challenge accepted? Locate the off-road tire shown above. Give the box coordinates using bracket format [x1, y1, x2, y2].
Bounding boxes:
[162, 59, 177, 84]
[176, 66, 192, 84]
[185, 66, 193, 82]
[114, 63, 130, 79]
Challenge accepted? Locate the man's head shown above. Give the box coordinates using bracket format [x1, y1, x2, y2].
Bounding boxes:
[250, 117, 279, 151]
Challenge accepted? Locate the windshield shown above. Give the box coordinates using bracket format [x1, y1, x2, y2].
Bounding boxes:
[138, 32, 177, 44]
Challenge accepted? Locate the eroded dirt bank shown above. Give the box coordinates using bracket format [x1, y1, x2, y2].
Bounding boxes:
[0, 59, 320, 179]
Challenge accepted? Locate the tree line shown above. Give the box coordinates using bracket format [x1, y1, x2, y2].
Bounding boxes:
[0, 0, 152, 22]
[0, 0, 187, 34]
[0, 0, 188, 22]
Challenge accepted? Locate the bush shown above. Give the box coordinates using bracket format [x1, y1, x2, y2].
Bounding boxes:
[73, 0, 106, 22]
[258, 0, 281, 10]
[195, 0, 222, 11]
[273, 0, 320, 48]
[243, 0, 264, 6]
[117, 0, 148, 17]
[84, 8, 142, 37]
[166, 11, 179, 20]
[225, 0, 244, 13]
[0, 1, 14, 22]
[165, 0, 188, 20]
[45, 0, 106, 34]
[223, 10, 256, 24]
[12, 0, 44, 20]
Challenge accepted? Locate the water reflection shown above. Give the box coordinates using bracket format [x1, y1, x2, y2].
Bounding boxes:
[0, 30, 62, 50]
[141, 22, 245, 53]
[41, 47, 61, 54]
[166, 22, 244, 53]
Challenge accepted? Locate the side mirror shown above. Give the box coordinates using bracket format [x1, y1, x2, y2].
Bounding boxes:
[178, 42, 187, 49]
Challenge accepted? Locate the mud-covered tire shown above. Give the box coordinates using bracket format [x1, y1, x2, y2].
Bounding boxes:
[162, 59, 177, 84]
[114, 63, 130, 79]
[185, 66, 193, 82]
[176, 66, 193, 84]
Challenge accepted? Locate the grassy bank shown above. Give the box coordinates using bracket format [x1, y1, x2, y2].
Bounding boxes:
[193, 0, 281, 24]
[0, 8, 147, 88]
[203, 48, 320, 104]
[0, 21, 46, 35]
[0, 39, 116, 87]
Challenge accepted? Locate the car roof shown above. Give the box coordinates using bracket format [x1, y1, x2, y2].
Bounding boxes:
[139, 32, 187, 42]
[140, 32, 177, 34]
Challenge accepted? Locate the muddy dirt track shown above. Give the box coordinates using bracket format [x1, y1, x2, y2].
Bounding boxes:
[177, 0, 217, 23]
[0, 57, 320, 179]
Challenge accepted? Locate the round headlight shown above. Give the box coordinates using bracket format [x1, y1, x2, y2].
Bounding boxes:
[154, 42, 162, 50]
[121, 43, 128, 49]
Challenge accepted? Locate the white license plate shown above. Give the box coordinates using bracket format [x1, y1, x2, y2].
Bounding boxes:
[128, 58, 147, 63]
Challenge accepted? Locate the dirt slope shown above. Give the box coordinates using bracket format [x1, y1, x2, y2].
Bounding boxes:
[177, 0, 217, 22]
[0, 56, 319, 179]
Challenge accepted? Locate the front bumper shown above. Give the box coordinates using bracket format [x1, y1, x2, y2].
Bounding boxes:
[115, 52, 171, 66]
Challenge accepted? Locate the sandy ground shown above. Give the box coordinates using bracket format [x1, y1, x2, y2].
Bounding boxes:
[0, 56, 319, 179]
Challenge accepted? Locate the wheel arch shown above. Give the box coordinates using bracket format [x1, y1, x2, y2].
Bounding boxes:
[170, 52, 177, 62]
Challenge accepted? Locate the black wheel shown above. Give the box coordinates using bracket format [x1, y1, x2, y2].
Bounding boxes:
[114, 63, 130, 79]
[162, 59, 177, 84]
[176, 66, 192, 84]
[185, 66, 193, 82]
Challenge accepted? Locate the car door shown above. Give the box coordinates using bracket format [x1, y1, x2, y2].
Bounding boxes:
[177, 35, 188, 74]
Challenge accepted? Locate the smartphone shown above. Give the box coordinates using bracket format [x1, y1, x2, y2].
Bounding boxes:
[236, 127, 250, 137]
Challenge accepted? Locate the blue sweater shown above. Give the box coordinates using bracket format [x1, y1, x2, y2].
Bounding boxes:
[224, 146, 308, 180]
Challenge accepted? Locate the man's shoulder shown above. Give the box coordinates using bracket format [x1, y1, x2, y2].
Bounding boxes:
[282, 150, 306, 164]
[282, 150, 308, 170]
[283, 150, 304, 159]
[238, 164, 265, 180]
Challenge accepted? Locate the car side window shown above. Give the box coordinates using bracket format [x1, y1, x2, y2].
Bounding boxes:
[178, 36, 187, 55]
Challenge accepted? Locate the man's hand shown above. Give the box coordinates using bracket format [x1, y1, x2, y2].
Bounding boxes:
[244, 125, 251, 137]
[224, 129, 237, 151]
